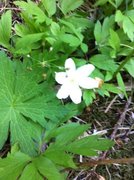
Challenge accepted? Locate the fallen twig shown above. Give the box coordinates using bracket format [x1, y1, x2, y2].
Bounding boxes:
[61, 157, 134, 173]
[79, 157, 134, 167]
[110, 96, 132, 140]
[101, 96, 132, 159]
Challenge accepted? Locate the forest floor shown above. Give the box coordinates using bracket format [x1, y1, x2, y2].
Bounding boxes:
[68, 94, 134, 180]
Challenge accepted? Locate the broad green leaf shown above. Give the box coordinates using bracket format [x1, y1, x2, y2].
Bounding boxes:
[45, 123, 89, 145]
[66, 135, 114, 156]
[90, 54, 118, 72]
[66, 16, 94, 31]
[115, 10, 124, 23]
[81, 43, 88, 53]
[45, 149, 76, 168]
[109, 29, 120, 51]
[94, 21, 102, 45]
[14, 1, 46, 23]
[15, 24, 31, 37]
[59, 0, 83, 15]
[20, 163, 43, 180]
[115, 10, 134, 41]
[42, 0, 56, 16]
[60, 19, 83, 41]
[124, 58, 134, 77]
[0, 52, 69, 155]
[115, 0, 123, 7]
[83, 90, 96, 106]
[101, 83, 121, 94]
[94, 16, 114, 46]
[116, 73, 127, 98]
[50, 22, 60, 36]
[15, 33, 44, 54]
[34, 156, 63, 180]
[0, 10, 11, 48]
[60, 34, 81, 47]
[0, 52, 46, 155]
[0, 152, 30, 180]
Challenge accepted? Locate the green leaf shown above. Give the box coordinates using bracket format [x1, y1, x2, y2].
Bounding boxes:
[115, 0, 123, 7]
[83, 90, 96, 106]
[0, 152, 30, 180]
[124, 58, 134, 77]
[60, 19, 83, 41]
[0, 52, 46, 155]
[90, 54, 118, 72]
[59, 0, 84, 15]
[15, 33, 44, 54]
[95, 0, 109, 6]
[45, 149, 76, 168]
[109, 29, 120, 51]
[50, 22, 60, 36]
[116, 73, 127, 98]
[0, 11, 11, 48]
[94, 21, 102, 45]
[94, 16, 114, 46]
[34, 156, 63, 180]
[66, 16, 94, 31]
[0, 52, 69, 155]
[81, 43, 88, 53]
[66, 135, 114, 156]
[42, 0, 56, 16]
[101, 83, 121, 94]
[60, 34, 81, 47]
[14, 1, 46, 23]
[20, 163, 43, 180]
[45, 123, 89, 145]
[115, 10, 134, 41]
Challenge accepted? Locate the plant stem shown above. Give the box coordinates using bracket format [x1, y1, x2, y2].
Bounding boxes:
[113, 49, 134, 78]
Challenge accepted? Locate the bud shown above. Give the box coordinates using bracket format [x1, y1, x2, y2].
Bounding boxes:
[42, 73, 47, 80]
[95, 77, 103, 88]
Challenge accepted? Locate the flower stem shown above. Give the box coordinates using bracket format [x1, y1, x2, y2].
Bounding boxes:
[113, 49, 134, 78]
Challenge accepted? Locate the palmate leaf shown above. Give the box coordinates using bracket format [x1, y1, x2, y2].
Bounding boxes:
[44, 123, 113, 157]
[0, 123, 114, 180]
[0, 152, 31, 180]
[14, 1, 46, 23]
[115, 10, 134, 41]
[0, 151, 63, 180]
[0, 52, 69, 156]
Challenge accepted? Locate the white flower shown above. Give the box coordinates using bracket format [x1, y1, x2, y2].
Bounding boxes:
[55, 58, 100, 104]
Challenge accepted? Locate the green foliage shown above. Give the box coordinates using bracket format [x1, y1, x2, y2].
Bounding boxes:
[115, 10, 134, 41]
[0, 123, 113, 180]
[14, 1, 46, 23]
[89, 54, 118, 75]
[0, 52, 79, 156]
[124, 58, 134, 77]
[0, 0, 134, 178]
[59, 0, 84, 15]
[42, 0, 56, 16]
[0, 10, 11, 48]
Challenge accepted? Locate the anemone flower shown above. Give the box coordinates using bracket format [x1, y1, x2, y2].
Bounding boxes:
[55, 58, 100, 104]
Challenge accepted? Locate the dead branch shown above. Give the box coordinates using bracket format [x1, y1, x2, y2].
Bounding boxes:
[79, 157, 134, 167]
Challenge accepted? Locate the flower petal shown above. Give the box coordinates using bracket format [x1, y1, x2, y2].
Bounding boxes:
[69, 86, 82, 104]
[76, 64, 95, 77]
[79, 77, 99, 89]
[65, 58, 76, 75]
[55, 72, 67, 84]
[56, 84, 70, 99]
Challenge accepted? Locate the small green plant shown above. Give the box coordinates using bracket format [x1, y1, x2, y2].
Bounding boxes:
[0, 0, 133, 179]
